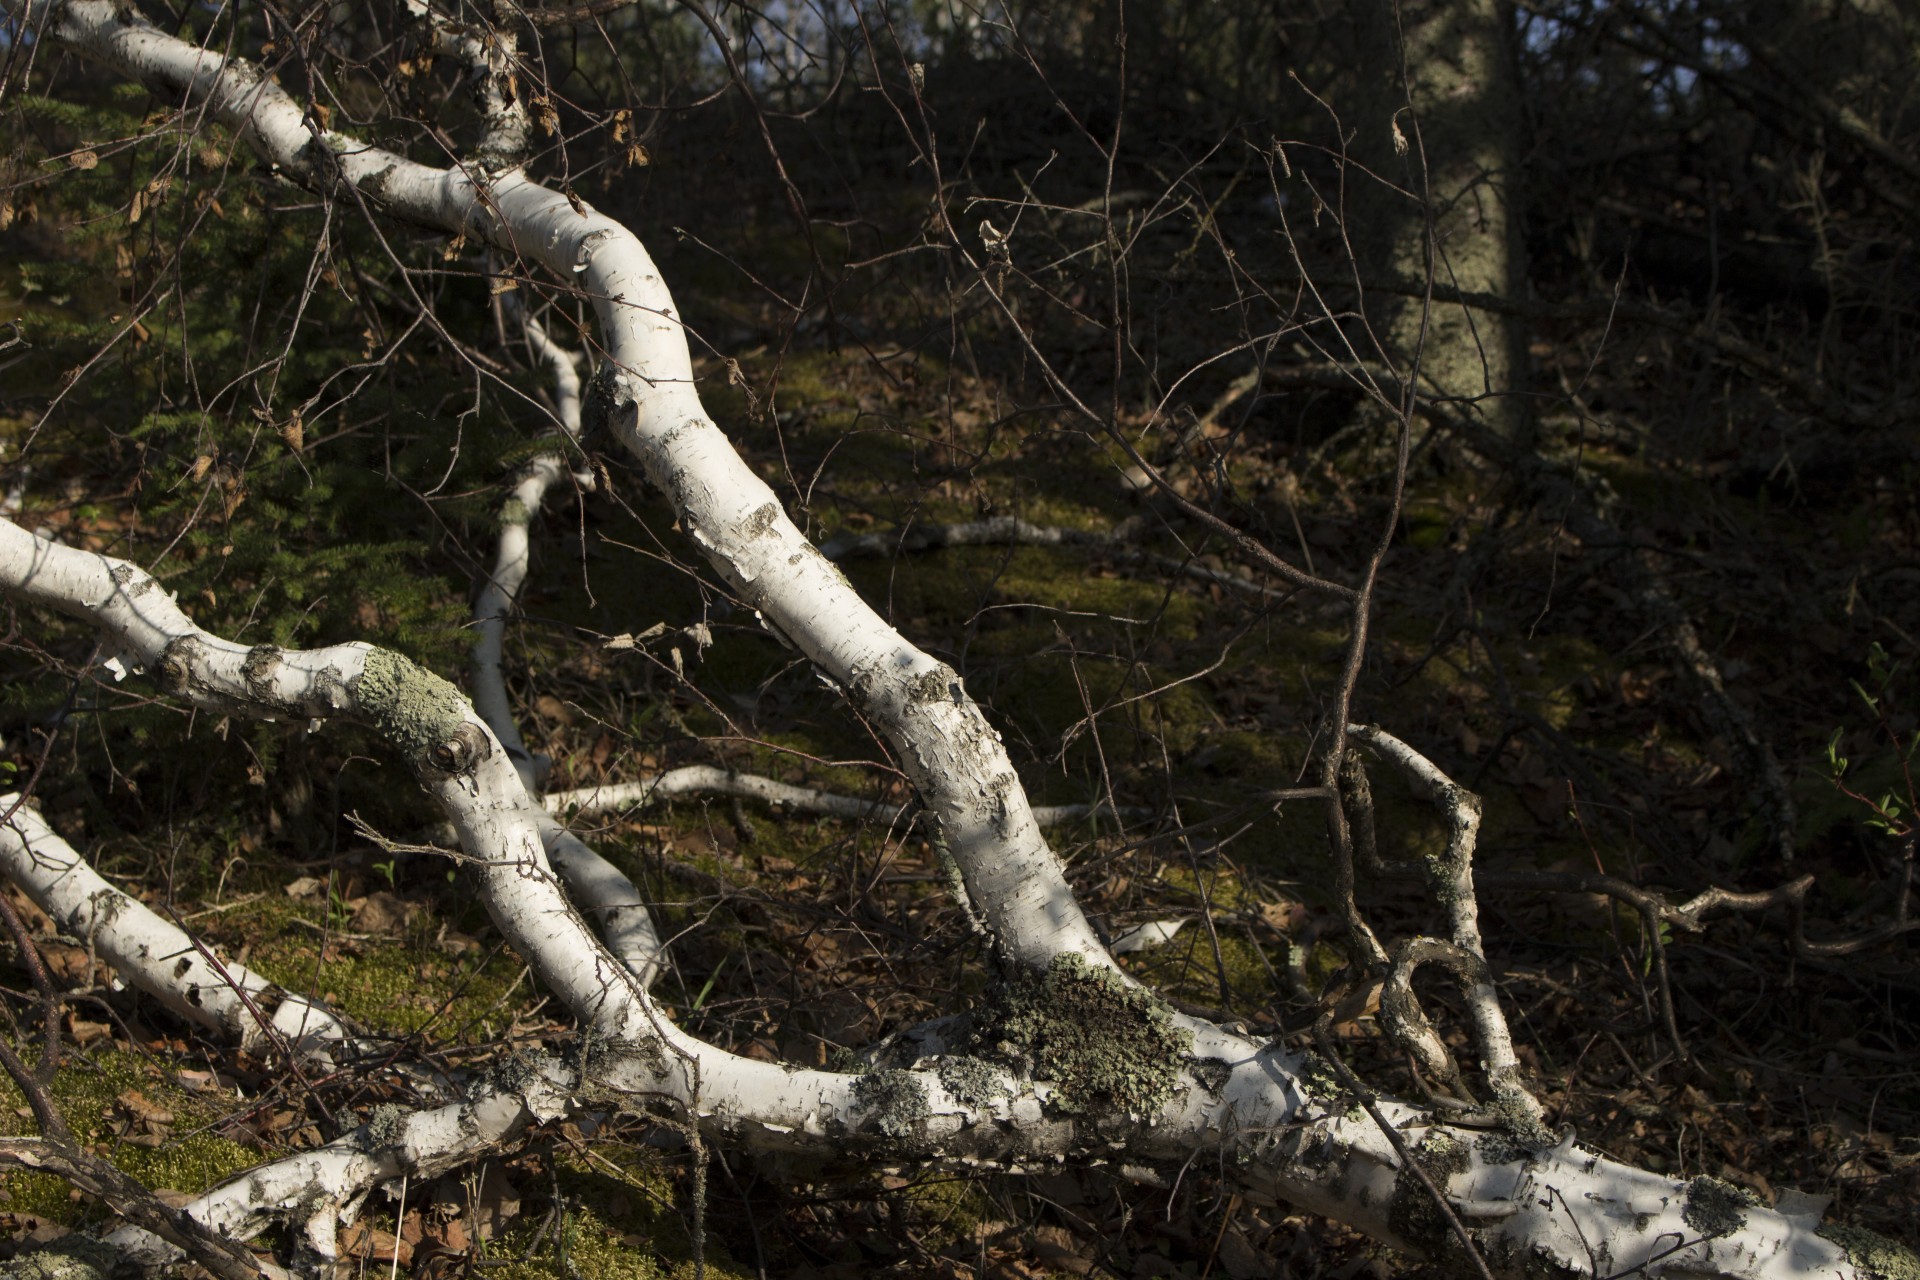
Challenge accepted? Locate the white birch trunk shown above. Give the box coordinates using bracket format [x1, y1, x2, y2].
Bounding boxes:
[13, 0, 1107, 974]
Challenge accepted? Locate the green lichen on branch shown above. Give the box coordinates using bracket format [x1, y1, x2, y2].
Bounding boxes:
[1681, 1175, 1758, 1239]
[0, 1236, 115, 1280]
[355, 648, 480, 770]
[935, 1055, 1011, 1110]
[1387, 1130, 1472, 1252]
[977, 952, 1192, 1117]
[1820, 1223, 1920, 1280]
[852, 1069, 931, 1138]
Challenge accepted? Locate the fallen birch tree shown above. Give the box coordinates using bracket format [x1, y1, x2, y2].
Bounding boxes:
[0, 2, 1913, 1279]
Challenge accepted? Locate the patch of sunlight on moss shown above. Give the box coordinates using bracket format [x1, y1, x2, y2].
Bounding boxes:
[1156, 865, 1254, 911]
[484, 1146, 751, 1280]
[734, 732, 876, 797]
[1403, 501, 1451, 550]
[1128, 928, 1283, 1011]
[901, 1174, 993, 1248]
[1020, 491, 1133, 532]
[1187, 728, 1297, 781]
[222, 898, 531, 1041]
[994, 549, 1204, 632]
[0, 1046, 259, 1223]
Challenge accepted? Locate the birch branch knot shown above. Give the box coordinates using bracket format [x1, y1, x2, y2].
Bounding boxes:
[354, 648, 492, 775]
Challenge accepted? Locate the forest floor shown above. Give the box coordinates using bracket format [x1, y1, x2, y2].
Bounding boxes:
[2, 186, 1918, 1278]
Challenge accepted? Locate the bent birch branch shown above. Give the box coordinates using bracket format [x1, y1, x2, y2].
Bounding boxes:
[16, 0, 1108, 972]
[0, 6, 1908, 1273]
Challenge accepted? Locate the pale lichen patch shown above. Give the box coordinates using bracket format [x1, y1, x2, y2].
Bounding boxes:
[853, 1069, 931, 1138]
[365, 1102, 408, 1148]
[1681, 1174, 1758, 1239]
[976, 952, 1192, 1117]
[0, 1236, 116, 1280]
[1820, 1222, 1920, 1280]
[1387, 1130, 1472, 1251]
[355, 648, 477, 769]
[934, 1055, 1010, 1111]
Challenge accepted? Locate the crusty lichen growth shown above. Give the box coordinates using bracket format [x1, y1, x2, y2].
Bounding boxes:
[365, 1102, 409, 1148]
[1474, 1129, 1531, 1168]
[1488, 1082, 1554, 1149]
[0, 1237, 115, 1280]
[1388, 1130, 1473, 1251]
[1295, 1049, 1343, 1098]
[852, 1069, 931, 1138]
[977, 952, 1192, 1117]
[356, 647, 471, 764]
[1820, 1222, 1920, 1280]
[1681, 1174, 1758, 1239]
[935, 1055, 1011, 1110]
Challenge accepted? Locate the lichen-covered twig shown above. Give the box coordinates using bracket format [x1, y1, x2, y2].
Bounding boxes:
[1348, 724, 1548, 1140]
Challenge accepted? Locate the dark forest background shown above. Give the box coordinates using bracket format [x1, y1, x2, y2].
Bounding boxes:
[1, 2, 1918, 1277]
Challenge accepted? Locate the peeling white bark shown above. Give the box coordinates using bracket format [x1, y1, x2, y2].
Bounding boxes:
[0, 798, 351, 1059]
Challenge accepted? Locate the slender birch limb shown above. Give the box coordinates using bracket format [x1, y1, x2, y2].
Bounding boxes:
[105, 1053, 578, 1266]
[471, 302, 587, 793]
[0, 798, 354, 1061]
[537, 811, 663, 986]
[406, 0, 530, 168]
[544, 765, 1141, 828]
[1348, 724, 1547, 1139]
[16, 0, 1106, 972]
[0, 516, 1891, 1280]
[466, 295, 667, 985]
